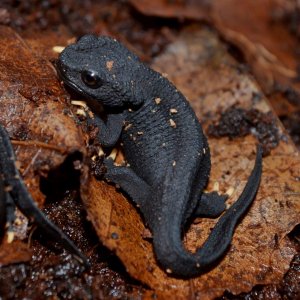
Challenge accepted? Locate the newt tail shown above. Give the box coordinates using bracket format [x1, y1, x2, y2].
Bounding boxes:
[153, 146, 262, 277]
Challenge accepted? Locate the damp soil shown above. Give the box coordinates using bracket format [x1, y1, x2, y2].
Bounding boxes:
[207, 106, 281, 155]
[0, 190, 147, 299]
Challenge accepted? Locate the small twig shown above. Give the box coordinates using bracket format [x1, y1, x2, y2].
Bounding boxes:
[11, 140, 69, 154]
[22, 149, 41, 177]
[27, 225, 37, 249]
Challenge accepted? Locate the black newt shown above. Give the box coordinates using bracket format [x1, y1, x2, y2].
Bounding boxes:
[57, 35, 263, 277]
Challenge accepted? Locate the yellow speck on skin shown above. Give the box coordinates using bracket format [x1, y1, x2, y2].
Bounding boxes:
[124, 123, 132, 131]
[155, 97, 161, 104]
[169, 119, 176, 128]
[106, 60, 114, 71]
[170, 108, 178, 114]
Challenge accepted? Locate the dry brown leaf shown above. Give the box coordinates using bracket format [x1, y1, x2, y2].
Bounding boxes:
[0, 26, 86, 262]
[129, 0, 300, 116]
[82, 28, 300, 299]
[0, 25, 86, 204]
[0, 240, 32, 267]
[129, 0, 210, 21]
[210, 0, 299, 92]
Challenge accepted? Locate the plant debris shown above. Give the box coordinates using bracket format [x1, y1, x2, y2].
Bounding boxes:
[207, 106, 281, 155]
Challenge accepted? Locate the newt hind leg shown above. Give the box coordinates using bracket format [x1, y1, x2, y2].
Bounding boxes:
[194, 191, 228, 218]
[194, 182, 235, 218]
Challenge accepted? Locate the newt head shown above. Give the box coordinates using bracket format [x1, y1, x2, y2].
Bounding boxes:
[57, 35, 142, 108]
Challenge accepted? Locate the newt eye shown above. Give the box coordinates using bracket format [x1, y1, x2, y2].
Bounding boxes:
[81, 70, 102, 88]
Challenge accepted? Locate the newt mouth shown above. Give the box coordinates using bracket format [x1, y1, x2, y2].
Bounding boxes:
[56, 61, 105, 114]
[56, 62, 92, 100]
